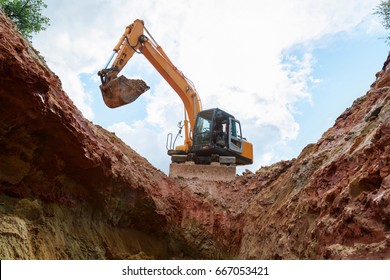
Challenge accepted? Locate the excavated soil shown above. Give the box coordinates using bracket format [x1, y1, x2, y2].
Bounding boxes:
[100, 75, 150, 108]
[0, 12, 389, 259]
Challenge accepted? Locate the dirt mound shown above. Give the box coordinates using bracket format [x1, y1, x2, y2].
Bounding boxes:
[0, 12, 389, 259]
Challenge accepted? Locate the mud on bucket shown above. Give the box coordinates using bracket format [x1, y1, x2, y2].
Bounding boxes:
[100, 75, 150, 108]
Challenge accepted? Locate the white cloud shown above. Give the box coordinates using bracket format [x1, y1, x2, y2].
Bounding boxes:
[32, 0, 383, 172]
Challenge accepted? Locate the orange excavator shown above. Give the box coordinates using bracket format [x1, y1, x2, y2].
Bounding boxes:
[98, 19, 253, 179]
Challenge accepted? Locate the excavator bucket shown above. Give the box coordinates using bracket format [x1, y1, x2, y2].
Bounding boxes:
[100, 75, 150, 108]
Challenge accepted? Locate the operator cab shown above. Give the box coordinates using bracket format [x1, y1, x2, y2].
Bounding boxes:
[191, 108, 249, 165]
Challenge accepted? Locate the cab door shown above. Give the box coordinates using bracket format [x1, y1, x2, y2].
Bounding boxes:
[228, 118, 243, 153]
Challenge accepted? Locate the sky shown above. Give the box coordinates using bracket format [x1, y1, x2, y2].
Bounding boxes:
[32, 0, 388, 175]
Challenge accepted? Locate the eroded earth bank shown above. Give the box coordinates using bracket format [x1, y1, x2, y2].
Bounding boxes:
[0, 13, 389, 259]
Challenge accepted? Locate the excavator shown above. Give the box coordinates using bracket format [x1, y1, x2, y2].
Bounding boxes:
[98, 19, 253, 180]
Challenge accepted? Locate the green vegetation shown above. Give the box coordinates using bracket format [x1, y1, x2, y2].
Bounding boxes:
[0, 0, 49, 39]
[375, 0, 390, 44]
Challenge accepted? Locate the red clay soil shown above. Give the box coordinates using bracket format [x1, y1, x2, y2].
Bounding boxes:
[239, 55, 390, 259]
[0, 12, 389, 259]
[100, 75, 150, 108]
[0, 12, 242, 259]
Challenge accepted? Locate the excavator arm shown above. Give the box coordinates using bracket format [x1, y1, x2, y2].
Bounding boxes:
[98, 19, 202, 152]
